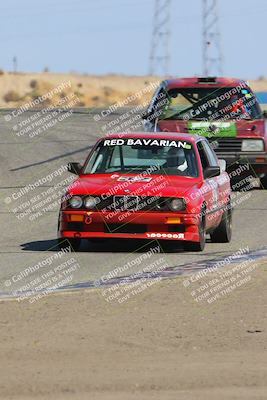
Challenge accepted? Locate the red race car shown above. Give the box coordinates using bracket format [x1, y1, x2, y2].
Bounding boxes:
[143, 77, 267, 188]
[58, 132, 232, 252]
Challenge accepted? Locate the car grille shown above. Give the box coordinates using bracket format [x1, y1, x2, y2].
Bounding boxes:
[208, 138, 243, 153]
[113, 195, 139, 211]
[110, 196, 169, 212]
[68, 196, 170, 212]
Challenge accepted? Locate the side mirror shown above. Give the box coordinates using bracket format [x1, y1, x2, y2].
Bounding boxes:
[68, 162, 82, 175]
[204, 166, 220, 179]
[262, 110, 267, 119]
[218, 159, 226, 173]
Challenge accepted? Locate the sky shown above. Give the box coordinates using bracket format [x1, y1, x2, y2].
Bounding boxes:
[1, 0, 267, 78]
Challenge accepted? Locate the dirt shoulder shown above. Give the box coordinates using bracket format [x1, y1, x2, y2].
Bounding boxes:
[0, 261, 266, 400]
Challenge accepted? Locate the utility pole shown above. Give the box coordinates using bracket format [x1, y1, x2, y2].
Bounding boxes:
[202, 0, 223, 76]
[12, 56, 17, 73]
[149, 0, 171, 76]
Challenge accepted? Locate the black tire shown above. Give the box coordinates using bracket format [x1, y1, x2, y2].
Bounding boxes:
[57, 238, 81, 251]
[184, 209, 206, 252]
[260, 175, 267, 189]
[210, 203, 232, 243]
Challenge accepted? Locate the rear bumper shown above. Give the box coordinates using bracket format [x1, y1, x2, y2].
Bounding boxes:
[216, 152, 267, 163]
[58, 210, 201, 242]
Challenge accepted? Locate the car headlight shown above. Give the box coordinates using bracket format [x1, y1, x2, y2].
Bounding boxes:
[84, 196, 98, 209]
[169, 198, 186, 211]
[241, 139, 264, 152]
[69, 196, 83, 208]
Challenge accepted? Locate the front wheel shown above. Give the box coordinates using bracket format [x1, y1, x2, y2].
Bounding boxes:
[260, 175, 267, 189]
[184, 211, 206, 252]
[210, 203, 232, 243]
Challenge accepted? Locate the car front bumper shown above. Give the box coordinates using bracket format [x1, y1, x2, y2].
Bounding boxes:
[216, 152, 267, 169]
[58, 210, 201, 242]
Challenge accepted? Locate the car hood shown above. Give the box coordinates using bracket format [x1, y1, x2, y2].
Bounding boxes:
[158, 119, 265, 139]
[68, 173, 201, 198]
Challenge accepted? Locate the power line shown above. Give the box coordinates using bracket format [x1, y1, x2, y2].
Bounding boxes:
[149, 0, 171, 76]
[202, 0, 223, 76]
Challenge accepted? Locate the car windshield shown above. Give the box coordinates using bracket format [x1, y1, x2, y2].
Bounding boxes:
[83, 138, 199, 177]
[159, 87, 262, 121]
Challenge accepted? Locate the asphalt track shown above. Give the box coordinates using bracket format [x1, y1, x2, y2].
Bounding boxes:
[0, 109, 267, 298]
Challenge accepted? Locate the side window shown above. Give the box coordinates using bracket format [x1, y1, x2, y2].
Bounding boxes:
[202, 141, 219, 166]
[197, 141, 210, 171]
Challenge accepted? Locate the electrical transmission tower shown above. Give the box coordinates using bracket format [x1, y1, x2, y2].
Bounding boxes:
[202, 0, 223, 76]
[149, 0, 171, 76]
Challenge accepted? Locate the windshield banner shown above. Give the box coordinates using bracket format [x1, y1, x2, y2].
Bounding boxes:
[103, 138, 192, 149]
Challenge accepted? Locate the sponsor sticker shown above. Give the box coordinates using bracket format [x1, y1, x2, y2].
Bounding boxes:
[190, 122, 231, 129]
[188, 121, 237, 137]
[146, 233, 184, 239]
[117, 176, 152, 182]
[102, 138, 192, 149]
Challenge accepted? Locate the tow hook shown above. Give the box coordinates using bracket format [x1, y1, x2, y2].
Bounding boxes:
[85, 212, 93, 225]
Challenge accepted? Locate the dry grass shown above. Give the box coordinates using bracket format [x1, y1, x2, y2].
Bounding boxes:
[0, 71, 160, 108]
[0, 71, 266, 108]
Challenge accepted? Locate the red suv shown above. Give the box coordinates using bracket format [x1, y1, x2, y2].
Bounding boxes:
[143, 77, 267, 188]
